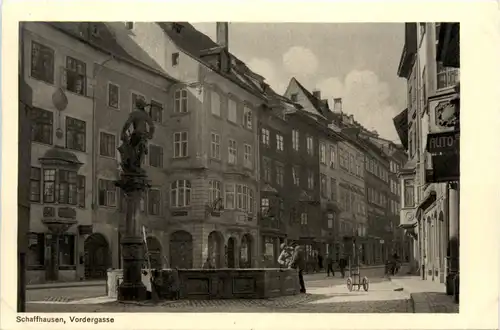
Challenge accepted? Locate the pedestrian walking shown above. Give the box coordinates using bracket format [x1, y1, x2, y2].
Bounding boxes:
[289, 243, 306, 293]
[326, 253, 335, 277]
[317, 253, 324, 272]
[338, 255, 347, 278]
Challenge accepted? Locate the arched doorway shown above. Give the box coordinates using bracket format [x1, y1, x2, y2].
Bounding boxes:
[146, 236, 163, 269]
[207, 231, 224, 268]
[227, 237, 236, 268]
[169, 231, 193, 269]
[84, 233, 110, 279]
[240, 234, 253, 268]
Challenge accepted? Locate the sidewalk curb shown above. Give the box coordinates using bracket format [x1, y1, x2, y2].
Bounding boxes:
[387, 276, 416, 312]
[27, 281, 106, 291]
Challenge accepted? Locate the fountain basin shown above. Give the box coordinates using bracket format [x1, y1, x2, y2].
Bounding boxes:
[107, 268, 300, 300]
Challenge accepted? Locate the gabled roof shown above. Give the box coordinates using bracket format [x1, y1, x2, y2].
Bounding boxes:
[290, 77, 330, 121]
[157, 22, 270, 101]
[46, 22, 177, 82]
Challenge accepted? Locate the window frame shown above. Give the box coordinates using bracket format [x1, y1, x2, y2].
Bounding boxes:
[243, 144, 253, 168]
[173, 131, 189, 158]
[98, 178, 117, 207]
[228, 98, 237, 122]
[65, 116, 86, 152]
[210, 132, 221, 160]
[261, 128, 270, 146]
[64, 56, 87, 96]
[243, 106, 253, 129]
[170, 179, 191, 208]
[148, 188, 162, 216]
[211, 91, 221, 117]
[99, 131, 117, 158]
[30, 108, 53, 145]
[30, 41, 55, 84]
[107, 82, 120, 110]
[276, 134, 284, 152]
[292, 130, 300, 151]
[228, 139, 238, 165]
[319, 142, 326, 164]
[30, 167, 42, 202]
[43, 169, 56, 203]
[174, 89, 189, 113]
[150, 99, 164, 124]
[149, 144, 164, 168]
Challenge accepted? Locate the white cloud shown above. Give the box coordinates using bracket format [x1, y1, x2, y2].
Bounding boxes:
[316, 70, 399, 141]
[282, 46, 318, 76]
[247, 57, 287, 94]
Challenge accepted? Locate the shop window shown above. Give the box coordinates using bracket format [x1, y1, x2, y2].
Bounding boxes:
[58, 234, 75, 266]
[27, 233, 45, 267]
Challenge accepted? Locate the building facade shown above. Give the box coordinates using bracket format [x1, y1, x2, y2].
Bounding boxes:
[363, 138, 391, 264]
[257, 95, 295, 267]
[105, 22, 267, 269]
[395, 22, 460, 294]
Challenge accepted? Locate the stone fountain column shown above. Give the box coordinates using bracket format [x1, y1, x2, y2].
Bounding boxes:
[116, 172, 149, 301]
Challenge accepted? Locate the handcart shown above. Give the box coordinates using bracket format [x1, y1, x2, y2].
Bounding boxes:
[345, 235, 369, 292]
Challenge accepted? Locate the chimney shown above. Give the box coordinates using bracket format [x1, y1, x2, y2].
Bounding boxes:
[216, 22, 229, 49]
[312, 90, 321, 99]
[333, 98, 342, 113]
[216, 22, 230, 73]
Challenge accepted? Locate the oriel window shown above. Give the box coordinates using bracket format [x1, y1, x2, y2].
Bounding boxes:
[58, 170, 77, 205]
[43, 169, 56, 203]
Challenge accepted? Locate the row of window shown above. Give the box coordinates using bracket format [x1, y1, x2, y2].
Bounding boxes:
[389, 199, 401, 216]
[31, 41, 87, 96]
[211, 91, 253, 130]
[390, 160, 401, 174]
[30, 167, 86, 206]
[211, 133, 253, 167]
[97, 178, 256, 213]
[31, 108, 86, 151]
[261, 128, 315, 156]
[339, 186, 366, 216]
[319, 142, 337, 168]
[339, 147, 364, 178]
[367, 187, 387, 208]
[390, 179, 401, 197]
[319, 174, 338, 202]
[365, 156, 389, 182]
[27, 233, 75, 267]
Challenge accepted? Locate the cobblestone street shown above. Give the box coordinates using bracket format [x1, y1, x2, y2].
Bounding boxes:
[26, 275, 412, 313]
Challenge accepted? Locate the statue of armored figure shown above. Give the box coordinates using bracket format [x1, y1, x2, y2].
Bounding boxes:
[117, 99, 156, 175]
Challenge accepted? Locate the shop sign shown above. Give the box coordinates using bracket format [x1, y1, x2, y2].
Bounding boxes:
[426, 130, 460, 154]
[426, 153, 460, 183]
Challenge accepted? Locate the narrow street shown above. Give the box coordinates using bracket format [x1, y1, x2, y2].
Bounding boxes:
[26, 274, 412, 313]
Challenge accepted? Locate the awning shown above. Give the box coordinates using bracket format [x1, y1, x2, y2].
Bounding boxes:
[415, 190, 437, 219]
[393, 108, 409, 150]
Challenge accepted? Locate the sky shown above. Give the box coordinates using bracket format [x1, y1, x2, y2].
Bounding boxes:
[192, 23, 406, 142]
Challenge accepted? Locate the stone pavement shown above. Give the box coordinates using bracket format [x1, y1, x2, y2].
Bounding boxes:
[27, 277, 412, 313]
[390, 276, 459, 313]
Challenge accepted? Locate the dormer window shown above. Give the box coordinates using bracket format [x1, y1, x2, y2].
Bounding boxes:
[172, 52, 179, 66]
[290, 93, 298, 102]
[125, 22, 134, 30]
[91, 24, 100, 37]
[172, 23, 183, 33]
